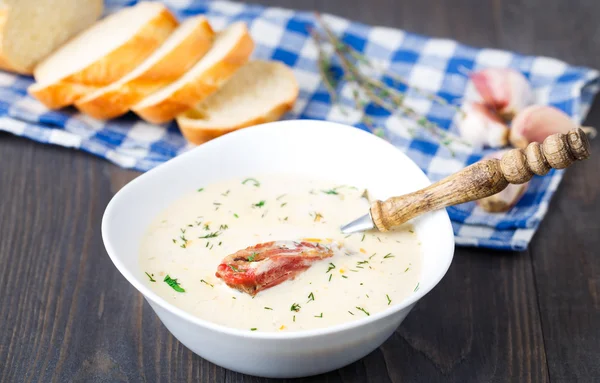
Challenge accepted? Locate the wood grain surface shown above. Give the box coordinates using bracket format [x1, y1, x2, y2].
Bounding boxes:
[1, 0, 599, 382]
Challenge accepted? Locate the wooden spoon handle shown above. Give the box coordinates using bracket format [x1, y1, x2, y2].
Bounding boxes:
[370, 128, 590, 231]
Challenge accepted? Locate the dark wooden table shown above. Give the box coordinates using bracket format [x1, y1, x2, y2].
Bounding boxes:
[1, 1, 599, 382]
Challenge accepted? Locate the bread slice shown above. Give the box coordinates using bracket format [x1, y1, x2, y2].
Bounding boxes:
[28, 2, 178, 109]
[132, 22, 254, 124]
[0, 0, 103, 75]
[75, 16, 214, 120]
[176, 60, 298, 145]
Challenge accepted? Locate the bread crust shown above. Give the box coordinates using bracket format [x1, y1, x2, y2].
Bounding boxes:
[176, 61, 298, 145]
[132, 23, 254, 124]
[28, 5, 178, 109]
[75, 17, 214, 120]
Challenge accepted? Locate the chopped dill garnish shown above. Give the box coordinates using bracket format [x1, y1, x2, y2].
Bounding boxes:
[414, 283, 420, 292]
[197, 188, 204, 192]
[314, 313, 323, 318]
[242, 178, 260, 187]
[172, 239, 176, 244]
[199, 231, 221, 239]
[164, 275, 185, 292]
[408, 229, 415, 233]
[253, 200, 266, 208]
[326, 263, 336, 273]
[247, 252, 258, 262]
[280, 202, 287, 207]
[386, 294, 392, 305]
[307, 292, 315, 302]
[264, 307, 273, 310]
[290, 303, 301, 312]
[219, 224, 229, 230]
[218, 242, 222, 246]
[342, 275, 348, 279]
[321, 189, 339, 195]
[180, 228, 186, 234]
[203, 224, 210, 230]
[348, 311, 354, 315]
[200, 279, 214, 287]
[205, 242, 209, 248]
[221, 190, 230, 196]
[145, 272, 156, 282]
[344, 233, 352, 238]
[366, 294, 370, 298]
[293, 315, 296, 322]
[350, 269, 359, 272]
[369, 253, 376, 259]
[234, 213, 239, 218]
[357, 260, 369, 265]
[250, 328, 257, 331]
[361, 234, 365, 242]
[356, 266, 364, 269]
[228, 264, 244, 273]
[376, 236, 382, 242]
[276, 194, 287, 200]
[404, 267, 410, 272]
[232, 297, 236, 300]
[187, 224, 193, 228]
[356, 306, 370, 316]
[383, 253, 394, 259]
[195, 220, 202, 226]
[328, 274, 332, 282]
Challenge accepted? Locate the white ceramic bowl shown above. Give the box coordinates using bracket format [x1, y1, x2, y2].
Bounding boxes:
[101, 119, 454, 379]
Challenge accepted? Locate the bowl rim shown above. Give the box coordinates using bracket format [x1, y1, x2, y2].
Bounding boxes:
[101, 119, 455, 340]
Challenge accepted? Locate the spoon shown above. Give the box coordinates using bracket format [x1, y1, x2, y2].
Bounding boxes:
[341, 128, 591, 234]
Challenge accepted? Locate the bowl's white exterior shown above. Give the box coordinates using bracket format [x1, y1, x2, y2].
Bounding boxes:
[150, 299, 415, 378]
[101, 120, 455, 379]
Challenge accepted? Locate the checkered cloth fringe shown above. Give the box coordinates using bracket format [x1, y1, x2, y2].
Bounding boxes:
[0, 0, 598, 250]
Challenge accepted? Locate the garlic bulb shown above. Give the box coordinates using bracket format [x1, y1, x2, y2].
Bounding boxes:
[470, 68, 533, 121]
[456, 102, 509, 148]
[509, 105, 582, 149]
[477, 149, 529, 212]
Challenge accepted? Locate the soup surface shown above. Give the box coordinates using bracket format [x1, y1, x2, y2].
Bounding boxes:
[139, 175, 422, 332]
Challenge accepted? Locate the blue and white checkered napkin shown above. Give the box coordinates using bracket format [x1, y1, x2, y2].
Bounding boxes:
[0, 0, 598, 251]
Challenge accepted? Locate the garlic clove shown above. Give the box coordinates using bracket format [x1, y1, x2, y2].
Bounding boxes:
[478, 182, 529, 212]
[476, 149, 529, 212]
[457, 101, 509, 149]
[470, 68, 533, 121]
[509, 105, 578, 149]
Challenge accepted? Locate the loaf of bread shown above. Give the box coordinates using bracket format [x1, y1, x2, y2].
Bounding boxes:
[0, 0, 103, 75]
[21, 3, 297, 146]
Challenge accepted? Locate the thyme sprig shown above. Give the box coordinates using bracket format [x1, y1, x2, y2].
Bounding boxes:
[311, 13, 467, 149]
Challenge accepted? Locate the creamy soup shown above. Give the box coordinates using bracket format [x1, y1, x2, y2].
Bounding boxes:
[139, 175, 422, 332]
